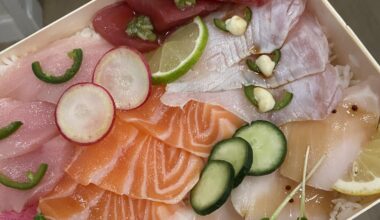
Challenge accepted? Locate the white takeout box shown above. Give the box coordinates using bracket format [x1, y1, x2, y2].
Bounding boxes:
[1, 0, 379, 219]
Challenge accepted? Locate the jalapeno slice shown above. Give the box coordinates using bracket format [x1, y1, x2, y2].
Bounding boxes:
[32, 48, 83, 84]
[0, 121, 23, 140]
[0, 163, 48, 190]
[273, 91, 293, 111]
[243, 85, 293, 112]
[246, 49, 282, 75]
[214, 7, 252, 33]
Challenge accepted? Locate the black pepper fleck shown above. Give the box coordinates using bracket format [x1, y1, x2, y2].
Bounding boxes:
[331, 109, 337, 114]
[285, 185, 291, 191]
[289, 198, 294, 203]
[352, 105, 358, 111]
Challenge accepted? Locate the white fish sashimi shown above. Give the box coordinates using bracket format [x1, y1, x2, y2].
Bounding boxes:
[280, 77, 380, 191]
[166, 0, 306, 93]
[243, 12, 329, 88]
[231, 172, 334, 220]
[0, 136, 73, 212]
[162, 65, 351, 125]
[0, 99, 58, 160]
[0, 28, 113, 104]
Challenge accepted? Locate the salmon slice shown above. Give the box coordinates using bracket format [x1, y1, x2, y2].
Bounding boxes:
[39, 175, 191, 220]
[66, 118, 204, 204]
[118, 86, 244, 157]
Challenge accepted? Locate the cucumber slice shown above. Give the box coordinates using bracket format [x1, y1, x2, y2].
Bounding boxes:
[209, 138, 252, 187]
[190, 160, 234, 216]
[234, 120, 287, 176]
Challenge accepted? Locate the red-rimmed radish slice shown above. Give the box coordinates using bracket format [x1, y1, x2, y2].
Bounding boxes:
[56, 83, 115, 145]
[93, 46, 151, 110]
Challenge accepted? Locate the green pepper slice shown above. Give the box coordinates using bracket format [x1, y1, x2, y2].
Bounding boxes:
[213, 18, 228, 32]
[243, 7, 252, 23]
[273, 91, 293, 111]
[243, 85, 258, 107]
[246, 49, 282, 74]
[272, 49, 281, 65]
[243, 85, 293, 112]
[34, 213, 46, 220]
[0, 163, 48, 190]
[0, 121, 23, 140]
[246, 59, 261, 73]
[32, 49, 83, 84]
[214, 7, 252, 33]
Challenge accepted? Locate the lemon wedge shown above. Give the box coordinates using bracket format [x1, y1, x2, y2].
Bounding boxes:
[334, 129, 380, 196]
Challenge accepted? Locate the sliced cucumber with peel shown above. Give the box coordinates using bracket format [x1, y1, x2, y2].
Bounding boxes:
[234, 120, 287, 176]
[209, 137, 252, 187]
[190, 160, 234, 216]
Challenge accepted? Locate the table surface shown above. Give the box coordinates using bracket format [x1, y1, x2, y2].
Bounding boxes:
[329, 0, 380, 63]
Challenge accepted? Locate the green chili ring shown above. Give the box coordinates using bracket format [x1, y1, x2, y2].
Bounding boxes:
[34, 213, 47, 220]
[246, 59, 261, 73]
[273, 91, 293, 111]
[243, 7, 252, 23]
[0, 163, 48, 190]
[243, 85, 293, 112]
[244, 85, 258, 107]
[32, 48, 83, 84]
[214, 7, 252, 32]
[246, 49, 282, 74]
[213, 18, 228, 32]
[0, 121, 23, 140]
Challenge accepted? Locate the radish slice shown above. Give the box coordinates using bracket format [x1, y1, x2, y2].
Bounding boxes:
[93, 46, 151, 110]
[56, 83, 115, 145]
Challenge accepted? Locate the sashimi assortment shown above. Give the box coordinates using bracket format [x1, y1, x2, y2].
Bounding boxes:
[0, 0, 379, 219]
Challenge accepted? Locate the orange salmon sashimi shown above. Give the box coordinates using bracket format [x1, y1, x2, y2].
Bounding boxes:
[66, 117, 204, 204]
[118, 86, 245, 157]
[39, 175, 191, 220]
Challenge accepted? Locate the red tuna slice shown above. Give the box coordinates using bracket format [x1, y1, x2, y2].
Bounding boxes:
[125, 0, 221, 33]
[0, 136, 74, 213]
[92, 2, 159, 52]
[0, 99, 57, 160]
[0, 29, 113, 104]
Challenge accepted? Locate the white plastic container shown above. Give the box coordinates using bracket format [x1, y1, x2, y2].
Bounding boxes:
[0, 0, 379, 218]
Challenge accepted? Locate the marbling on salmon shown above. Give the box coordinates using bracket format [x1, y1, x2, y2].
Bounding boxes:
[66, 118, 204, 204]
[118, 86, 244, 158]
